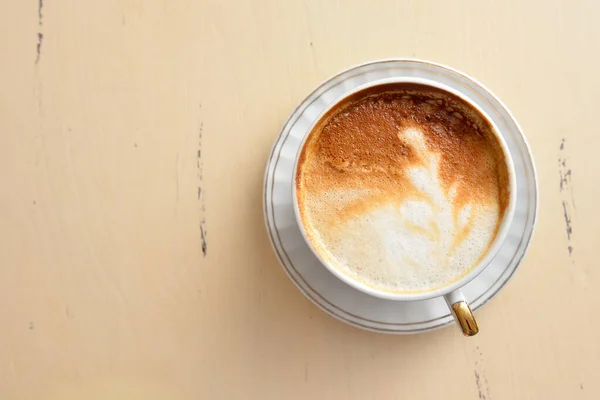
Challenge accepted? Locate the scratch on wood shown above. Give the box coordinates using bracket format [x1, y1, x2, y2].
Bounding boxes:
[38, 0, 44, 24]
[473, 346, 491, 400]
[559, 167, 571, 192]
[35, 0, 44, 64]
[558, 139, 576, 258]
[474, 371, 485, 400]
[200, 220, 207, 256]
[197, 115, 207, 257]
[561, 201, 572, 240]
[35, 33, 44, 64]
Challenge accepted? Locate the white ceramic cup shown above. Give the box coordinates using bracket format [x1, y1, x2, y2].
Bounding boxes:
[292, 77, 517, 336]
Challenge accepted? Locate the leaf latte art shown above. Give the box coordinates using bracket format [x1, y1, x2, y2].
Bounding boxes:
[296, 83, 510, 294]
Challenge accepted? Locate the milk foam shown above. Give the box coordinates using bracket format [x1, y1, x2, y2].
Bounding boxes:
[306, 127, 501, 293]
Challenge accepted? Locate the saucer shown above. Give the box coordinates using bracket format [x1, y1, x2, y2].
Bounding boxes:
[263, 59, 538, 334]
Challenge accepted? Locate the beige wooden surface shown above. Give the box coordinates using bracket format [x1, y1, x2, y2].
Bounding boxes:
[1, 0, 599, 399]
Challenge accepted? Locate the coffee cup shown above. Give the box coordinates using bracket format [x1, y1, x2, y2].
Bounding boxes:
[292, 77, 516, 336]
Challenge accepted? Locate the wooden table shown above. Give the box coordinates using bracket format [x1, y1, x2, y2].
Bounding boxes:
[1, 1, 598, 399]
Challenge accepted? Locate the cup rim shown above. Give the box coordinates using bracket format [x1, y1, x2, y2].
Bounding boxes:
[292, 76, 517, 302]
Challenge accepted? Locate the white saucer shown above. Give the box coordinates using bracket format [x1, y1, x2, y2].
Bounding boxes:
[263, 59, 538, 334]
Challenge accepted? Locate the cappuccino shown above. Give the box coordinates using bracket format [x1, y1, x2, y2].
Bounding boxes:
[296, 83, 510, 294]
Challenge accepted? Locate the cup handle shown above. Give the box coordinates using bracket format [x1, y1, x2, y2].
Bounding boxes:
[444, 290, 479, 336]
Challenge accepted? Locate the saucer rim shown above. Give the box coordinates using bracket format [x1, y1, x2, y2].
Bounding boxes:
[263, 58, 538, 334]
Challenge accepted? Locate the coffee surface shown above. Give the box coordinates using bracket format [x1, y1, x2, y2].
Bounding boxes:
[296, 83, 510, 294]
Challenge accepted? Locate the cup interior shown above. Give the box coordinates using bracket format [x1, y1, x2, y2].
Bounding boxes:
[292, 77, 517, 301]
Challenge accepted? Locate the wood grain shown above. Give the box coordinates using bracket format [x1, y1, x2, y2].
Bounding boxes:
[0, 0, 599, 399]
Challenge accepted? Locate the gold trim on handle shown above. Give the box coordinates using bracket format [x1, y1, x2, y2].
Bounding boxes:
[451, 301, 479, 336]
